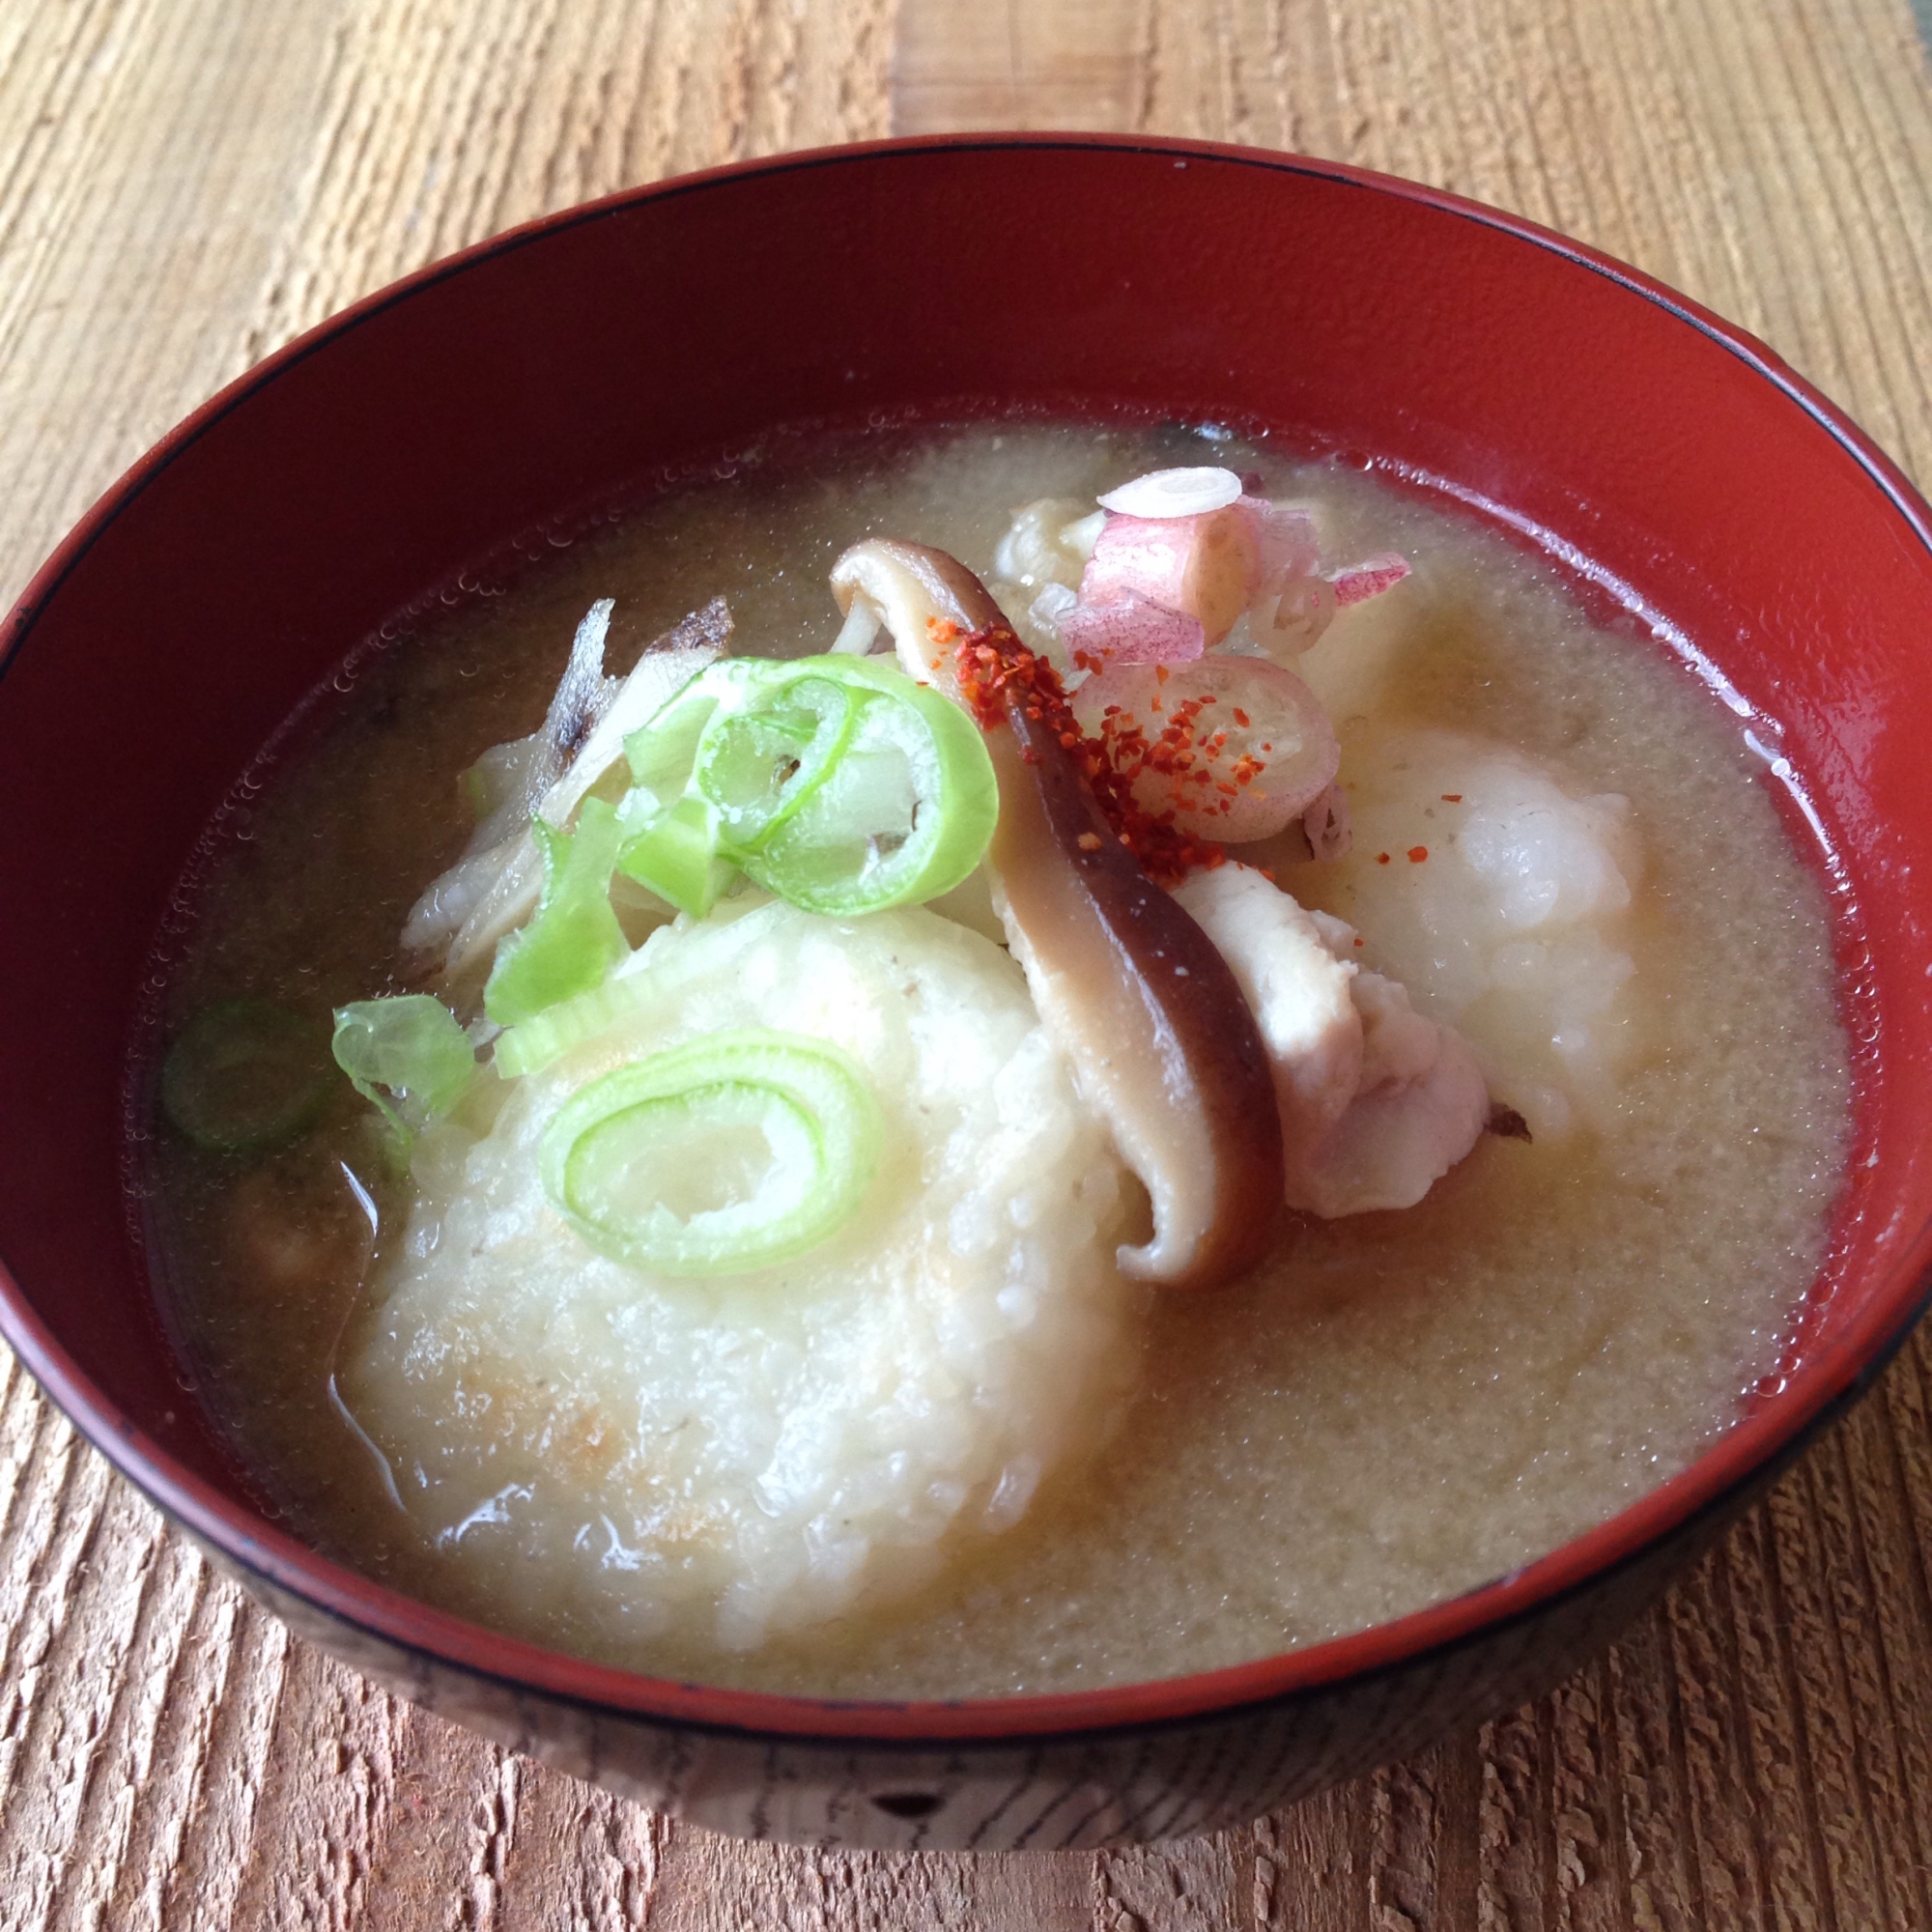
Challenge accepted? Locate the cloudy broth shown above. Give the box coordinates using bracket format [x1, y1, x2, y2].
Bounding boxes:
[138, 419, 1849, 1697]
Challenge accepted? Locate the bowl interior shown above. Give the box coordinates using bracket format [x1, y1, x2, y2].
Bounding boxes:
[3, 137, 1930, 1734]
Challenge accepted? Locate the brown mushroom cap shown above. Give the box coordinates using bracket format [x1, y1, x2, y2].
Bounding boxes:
[830, 539, 1284, 1289]
[830, 541, 995, 696]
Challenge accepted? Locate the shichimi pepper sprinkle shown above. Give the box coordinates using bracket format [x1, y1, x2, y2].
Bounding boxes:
[952, 625, 1235, 886]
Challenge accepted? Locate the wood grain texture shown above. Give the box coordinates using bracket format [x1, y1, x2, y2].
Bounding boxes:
[2, 0, 1931, 1923]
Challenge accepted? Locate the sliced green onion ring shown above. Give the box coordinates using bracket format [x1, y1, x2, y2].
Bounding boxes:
[693, 672, 864, 850]
[734, 668, 998, 914]
[613, 653, 997, 921]
[615, 791, 736, 918]
[161, 998, 331, 1154]
[332, 994, 477, 1133]
[484, 796, 628, 1027]
[539, 1029, 881, 1275]
[495, 970, 662, 1080]
[622, 659, 785, 807]
[623, 677, 723, 805]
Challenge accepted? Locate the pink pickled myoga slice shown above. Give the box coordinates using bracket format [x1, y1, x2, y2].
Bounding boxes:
[1078, 507, 1259, 649]
[1244, 525, 1406, 658]
[1072, 654, 1340, 843]
[1249, 574, 1337, 657]
[1061, 464, 1407, 671]
[1240, 496, 1321, 595]
[1331, 553, 1411, 607]
[828, 537, 1285, 1290]
[1059, 592, 1206, 667]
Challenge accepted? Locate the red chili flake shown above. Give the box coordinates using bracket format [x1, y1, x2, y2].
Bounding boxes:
[1440, 793, 1463, 803]
[952, 625, 1231, 885]
[1376, 852, 1392, 865]
[1154, 664, 1171, 684]
[1407, 845, 1429, 863]
[1353, 936, 1364, 947]
[1232, 707, 1251, 727]
[926, 617, 960, 645]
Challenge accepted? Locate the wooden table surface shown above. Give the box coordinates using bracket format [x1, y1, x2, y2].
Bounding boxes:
[5, 0, 1932, 1924]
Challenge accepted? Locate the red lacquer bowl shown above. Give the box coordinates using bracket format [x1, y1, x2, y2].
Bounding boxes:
[2, 137, 1929, 1851]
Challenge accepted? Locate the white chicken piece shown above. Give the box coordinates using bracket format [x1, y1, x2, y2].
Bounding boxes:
[1306, 945, 1492, 1217]
[1169, 865, 1359, 1181]
[1173, 864, 1491, 1217]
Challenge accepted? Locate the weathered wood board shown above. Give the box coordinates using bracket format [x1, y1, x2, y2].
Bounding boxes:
[3, 1, 1930, 1923]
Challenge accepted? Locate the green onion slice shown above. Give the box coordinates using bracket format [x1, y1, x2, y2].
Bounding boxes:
[484, 796, 628, 1027]
[733, 668, 998, 914]
[494, 970, 661, 1080]
[331, 994, 478, 1134]
[617, 656, 997, 919]
[622, 660, 781, 806]
[615, 791, 736, 919]
[539, 1029, 881, 1275]
[160, 998, 331, 1154]
[693, 672, 864, 850]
